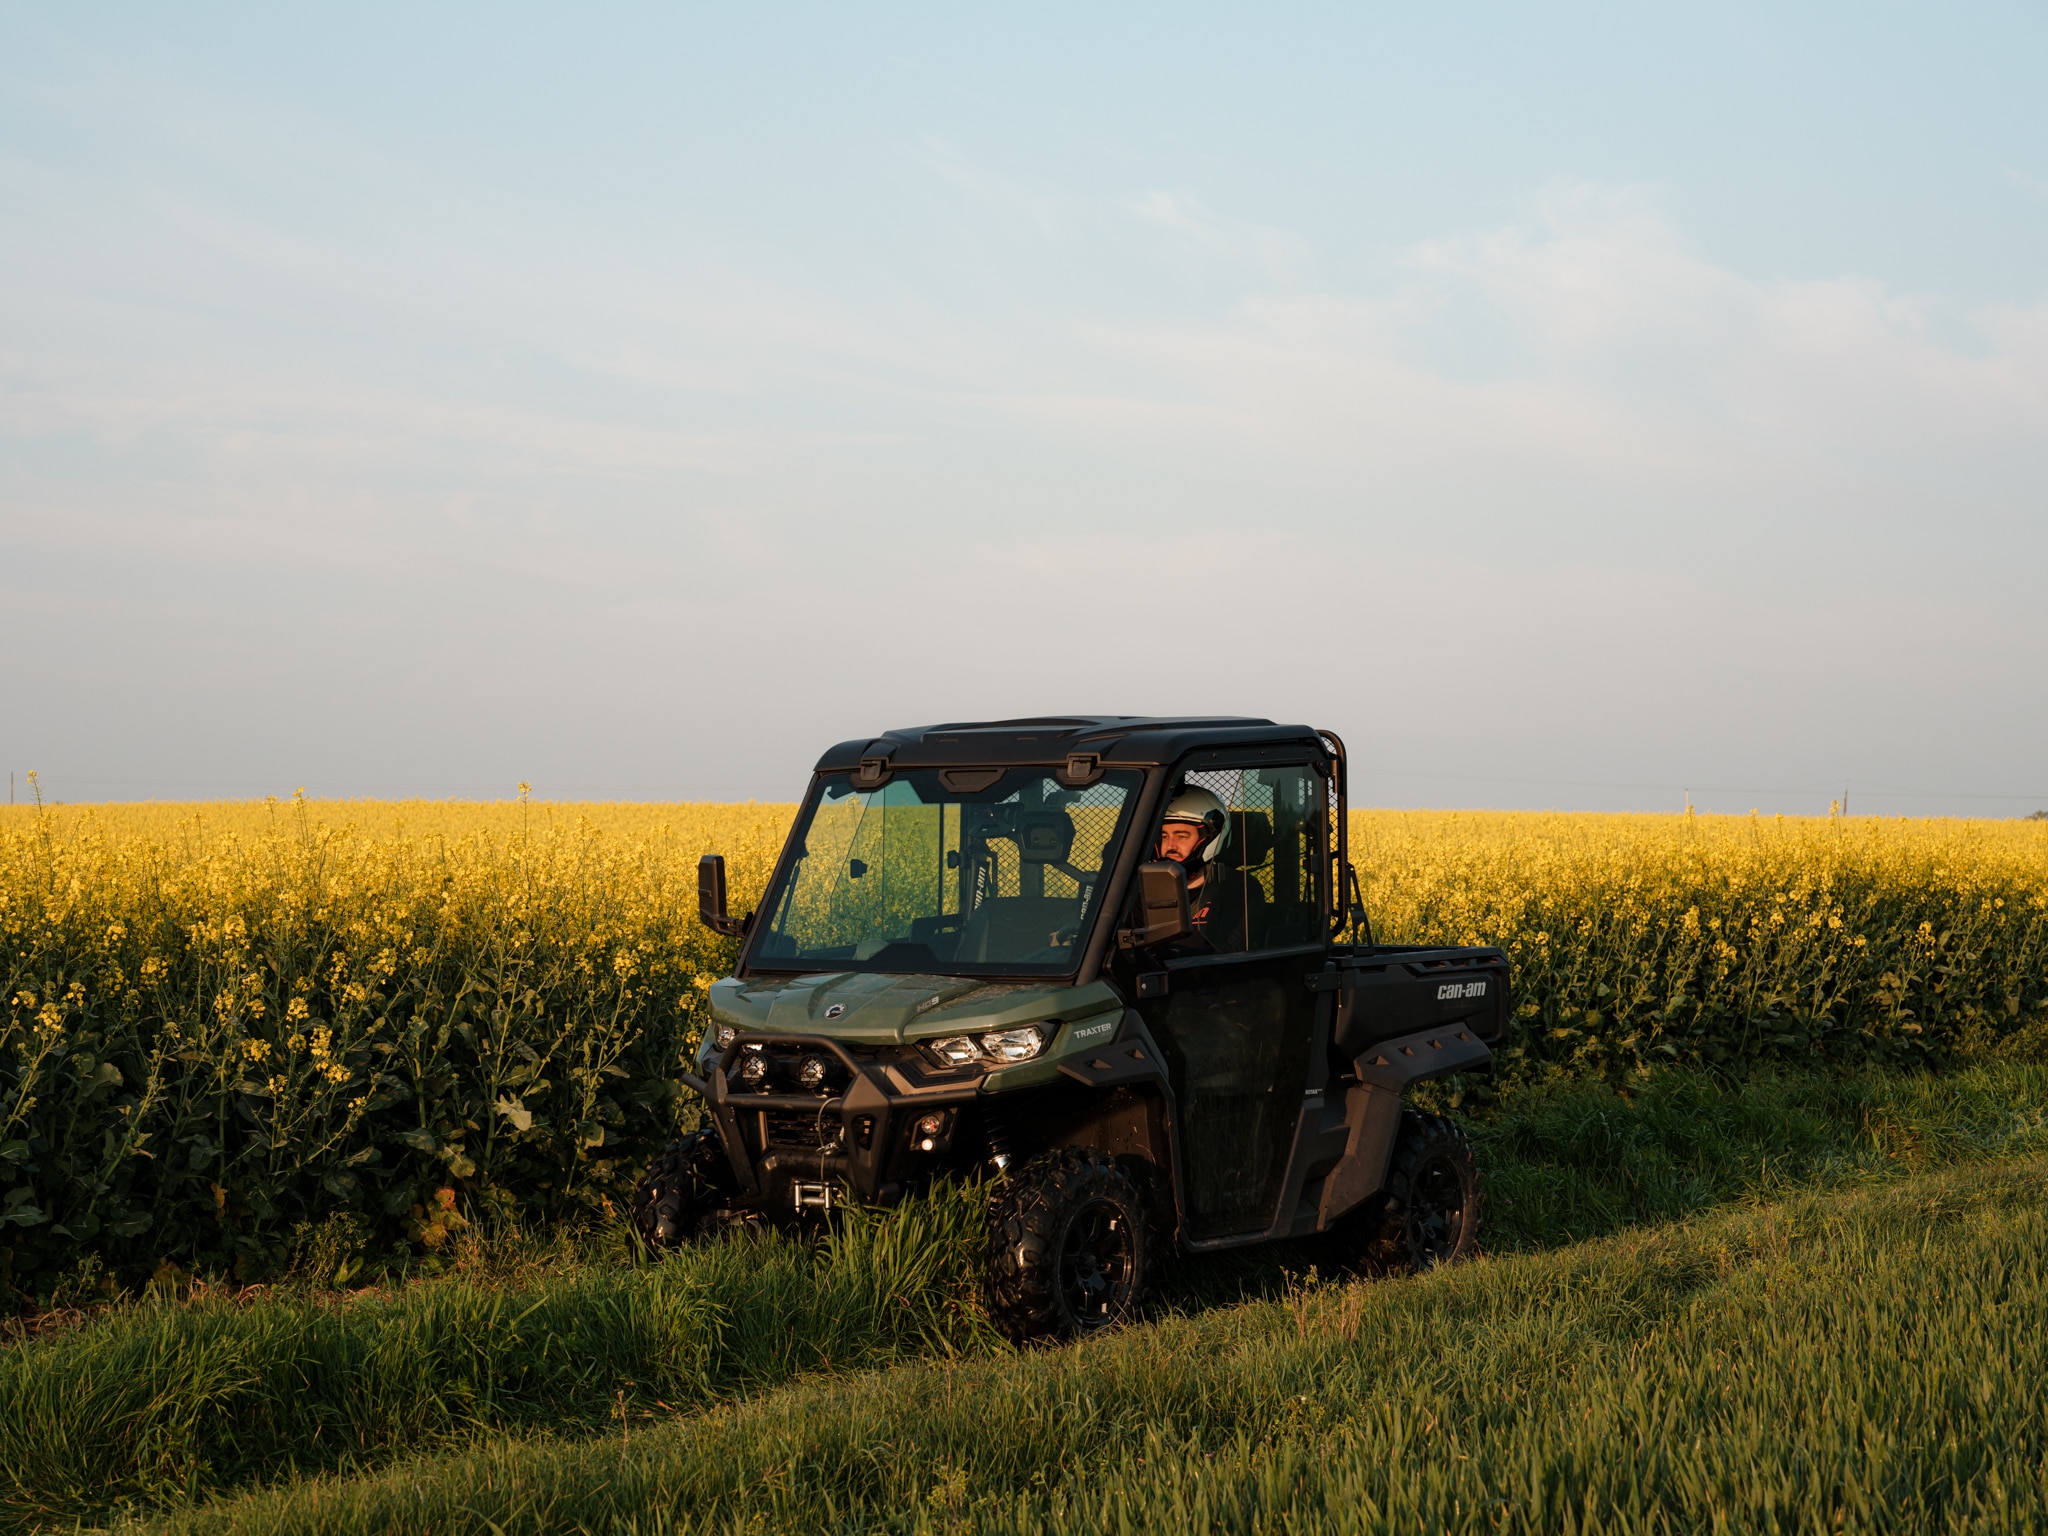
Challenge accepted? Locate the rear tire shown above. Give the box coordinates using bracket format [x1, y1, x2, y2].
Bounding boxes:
[987, 1148, 1149, 1343]
[1333, 1111, 1483, 1276]
[631, 1130, 736, 1249]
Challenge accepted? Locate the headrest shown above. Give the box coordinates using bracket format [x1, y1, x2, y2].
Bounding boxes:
[1221, 810, 1273, 869]
[1014, 810, 1076, 863]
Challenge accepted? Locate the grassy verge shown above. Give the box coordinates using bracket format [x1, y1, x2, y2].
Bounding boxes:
[0, 1193, 990, 1531]
[7, 1059, 2044, 1530]
[1471, 1056, 2048, 1247]
[151, 1153, 2048, 1535]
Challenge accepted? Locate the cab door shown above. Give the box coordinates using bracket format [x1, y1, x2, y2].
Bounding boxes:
[1129, 759, 1328, 1242]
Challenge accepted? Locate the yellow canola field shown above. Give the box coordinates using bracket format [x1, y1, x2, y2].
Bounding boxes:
[1356, 810, 2048, 1072]
[1, 798, 2043, 1291]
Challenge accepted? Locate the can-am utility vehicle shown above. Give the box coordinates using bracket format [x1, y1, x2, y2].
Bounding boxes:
[634, 718, 1509, 1341]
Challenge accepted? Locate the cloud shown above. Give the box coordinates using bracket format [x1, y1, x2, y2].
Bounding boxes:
[1125, 189, 1318, 289]
[4, 163, 2044, 802]
[2004, 167, 2048, 204]
[915, 139, 1075, 244]
[1035, 184, 2048, 554]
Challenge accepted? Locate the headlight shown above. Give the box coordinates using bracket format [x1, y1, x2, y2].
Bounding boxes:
[979, 1026, 1046, 1063]
[928, 1036, 982, 1067]
[713, 1024, 737, 1051]
[738, 1050, 768, 1089]
[798, 1055, 829, 1091]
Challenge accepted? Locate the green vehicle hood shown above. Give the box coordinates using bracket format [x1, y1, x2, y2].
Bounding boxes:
[706, 972, 1123, 1047]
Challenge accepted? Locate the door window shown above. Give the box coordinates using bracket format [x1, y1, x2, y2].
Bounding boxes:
[1167, 763, 1325, 953]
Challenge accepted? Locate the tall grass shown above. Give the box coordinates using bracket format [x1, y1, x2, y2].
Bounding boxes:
[145, 1155, 2048, 1535]
[5, 1060, 2043, 1531]
[0, 1186, 990, 1530]
[1470, 1056, 2048, 1247]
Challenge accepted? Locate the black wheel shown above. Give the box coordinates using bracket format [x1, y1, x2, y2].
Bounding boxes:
[631, 1129, 738, 1249]
[1333, 1111, 1483, 1276]
[987, 1148, 1149, 1344]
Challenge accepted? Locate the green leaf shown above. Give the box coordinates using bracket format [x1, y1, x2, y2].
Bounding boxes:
[495, 1096, 534, 1133]
[394, 1128, 441, 1154]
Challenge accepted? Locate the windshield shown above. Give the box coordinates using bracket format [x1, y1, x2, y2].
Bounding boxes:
[751, 767, 1141, 975]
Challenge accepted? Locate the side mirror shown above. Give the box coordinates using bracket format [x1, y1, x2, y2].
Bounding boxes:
[1121, 860, 1191, 949]
[697, 854, 749, 938]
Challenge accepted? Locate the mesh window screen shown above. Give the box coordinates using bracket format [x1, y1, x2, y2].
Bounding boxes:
[1172, 764, 1324, 952]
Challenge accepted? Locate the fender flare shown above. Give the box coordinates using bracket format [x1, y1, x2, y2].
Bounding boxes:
[1315, 1024, 1492, 1228]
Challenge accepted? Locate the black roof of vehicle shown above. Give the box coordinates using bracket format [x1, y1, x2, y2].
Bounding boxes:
[814, 717, 1329, 772]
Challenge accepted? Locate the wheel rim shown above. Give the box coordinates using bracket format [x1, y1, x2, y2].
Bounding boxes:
[1406, 1151, 1468, 1265]
[1057, 1197, 1135, 1328]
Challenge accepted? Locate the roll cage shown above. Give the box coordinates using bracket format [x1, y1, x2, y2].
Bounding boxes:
[735, 717, 1353, 984]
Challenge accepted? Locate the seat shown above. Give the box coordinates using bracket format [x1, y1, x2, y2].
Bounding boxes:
[1214, 811, 1274, 948]
[957, 896, 1083, 962]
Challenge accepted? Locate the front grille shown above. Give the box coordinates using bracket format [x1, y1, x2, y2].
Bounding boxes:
[764, 1109, 844, 1150]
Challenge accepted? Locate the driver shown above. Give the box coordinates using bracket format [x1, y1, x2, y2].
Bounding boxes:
[1155, 785, 1246, 952]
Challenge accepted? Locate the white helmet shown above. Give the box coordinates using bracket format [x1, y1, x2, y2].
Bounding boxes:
[1161, 785, 1229, 865]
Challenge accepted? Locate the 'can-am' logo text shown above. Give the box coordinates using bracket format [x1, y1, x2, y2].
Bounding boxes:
[1436, 980, 1487, 1001]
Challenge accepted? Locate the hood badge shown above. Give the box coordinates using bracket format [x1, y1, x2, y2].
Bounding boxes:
[824, 1004, 846, 1019]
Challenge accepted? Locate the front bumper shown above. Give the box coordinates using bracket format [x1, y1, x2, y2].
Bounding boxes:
[690, 1031, 987, 1212]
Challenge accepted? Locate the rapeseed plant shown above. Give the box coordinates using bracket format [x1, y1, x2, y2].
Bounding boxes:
[0, 797, 786, 1297]
[1354, 808, 2048, 1079]
[0, 797, 2041, 1296]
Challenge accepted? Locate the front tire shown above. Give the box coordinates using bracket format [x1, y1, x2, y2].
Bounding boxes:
[631, 1129, 736, 1249]
[987, 1148, 1149, 1343]
[1333, 1111, 1483, 1276]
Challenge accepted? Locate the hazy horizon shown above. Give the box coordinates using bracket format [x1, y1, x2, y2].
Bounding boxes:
[5, 5, 2045, 818]
[3, 781, 2040, 823]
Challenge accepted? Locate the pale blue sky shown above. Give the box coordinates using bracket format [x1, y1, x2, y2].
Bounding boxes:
[3, 3, 2045, 813]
